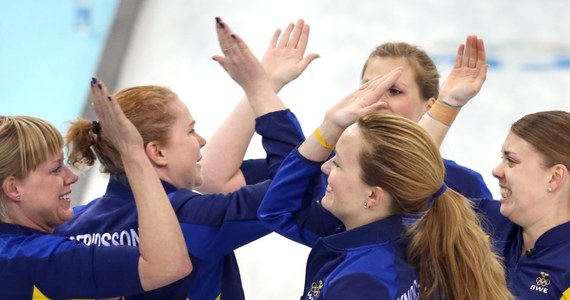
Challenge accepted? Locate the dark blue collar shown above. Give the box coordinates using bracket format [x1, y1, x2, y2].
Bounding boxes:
[0, 222, 47, 235]
[535, 220, 570, 249]
[105, 175, 178, 200]
[322, 215, 405, 249]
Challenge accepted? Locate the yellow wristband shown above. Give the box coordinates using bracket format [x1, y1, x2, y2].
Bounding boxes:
[314, 128, 335, 151]
[426, 100, 461, 126]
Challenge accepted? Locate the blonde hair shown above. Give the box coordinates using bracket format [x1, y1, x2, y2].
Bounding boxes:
[66, 86, 178, 175]
[357, 112, 513, 300]
[0, 116, 63, 221]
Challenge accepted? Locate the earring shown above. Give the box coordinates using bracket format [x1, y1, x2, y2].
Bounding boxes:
[364, 202, 368, 209]
[547, 186, 552, 192]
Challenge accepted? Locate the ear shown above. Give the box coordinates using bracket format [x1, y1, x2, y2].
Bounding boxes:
[425, 97, 437, 112]
[366, 186, 385, 209]
[145, 141, 167, 167]
[2, 176, 22, 202]
[548, 164, 568, 192]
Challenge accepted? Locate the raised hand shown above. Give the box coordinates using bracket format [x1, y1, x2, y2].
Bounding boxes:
[212, 17, 271, 96]
[89, 77, 143, 155]
[261, 19, 320, 92]
[325, 67, 403, 130]
[439, 35, 489, 106]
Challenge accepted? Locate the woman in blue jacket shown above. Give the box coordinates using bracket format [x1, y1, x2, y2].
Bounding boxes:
[0, 78, 191, 299]
[258, 38, 514, 299]
[421, 89, 570, 298]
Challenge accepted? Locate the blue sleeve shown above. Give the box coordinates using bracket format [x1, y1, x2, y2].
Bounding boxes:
[258, 148, 342, 248]
[25, 236, 142, 298]
[472, 198, 512, 234]
[444, 159, 492, 199]
[241, 159, 270, 185]
[240, 109, 305, 184]
[325, 274, 392, 300]
[170, 181, 272, 260]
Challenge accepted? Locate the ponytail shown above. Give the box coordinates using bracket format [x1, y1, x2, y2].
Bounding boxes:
[357, 112, 513, 300]
[407, 190, 512, 299]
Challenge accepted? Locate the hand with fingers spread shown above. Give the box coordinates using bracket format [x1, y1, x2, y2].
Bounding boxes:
[198, 18, 313, 195]
[325, 67, 403, 130]
[439, 35, 489, 106]
[299, 67, 403, 162]
[261, 19, 320, 92]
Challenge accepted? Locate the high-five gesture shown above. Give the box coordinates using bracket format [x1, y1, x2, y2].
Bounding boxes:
[261, 19, 320, 92]
[439, 35, 488, 106]
[299, 68, 403, 162]
[89, 77, 142, 155]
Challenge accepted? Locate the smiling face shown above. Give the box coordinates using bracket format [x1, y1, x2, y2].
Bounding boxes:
[320, 124, 373, 228]
[159, 98, 207, 190]
[362, 57, 434, 122]
[492, 132, 553, 227]
[13, 151, 78, 232]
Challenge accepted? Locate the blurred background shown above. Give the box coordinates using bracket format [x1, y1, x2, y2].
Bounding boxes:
[2, 0, 569, 298]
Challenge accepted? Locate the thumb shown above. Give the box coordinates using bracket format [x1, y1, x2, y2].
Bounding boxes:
[212, 55, 229, 73]
[298, 53, 320, 72]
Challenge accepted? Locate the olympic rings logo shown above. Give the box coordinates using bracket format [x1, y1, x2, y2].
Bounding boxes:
[536, 272, 551, 286]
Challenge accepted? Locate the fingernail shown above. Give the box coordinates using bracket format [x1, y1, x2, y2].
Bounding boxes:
[97, 83, 102, 90]
[219, 22, 225, 29]
[107, 96, 112, 101]
[215, 17, 221, 23]
[91, 77, 96, 84]
[211, 56, 217, 61]
[231, 34, 236, 39]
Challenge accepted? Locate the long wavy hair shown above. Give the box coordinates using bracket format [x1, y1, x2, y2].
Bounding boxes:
[357, 112, 513, 300]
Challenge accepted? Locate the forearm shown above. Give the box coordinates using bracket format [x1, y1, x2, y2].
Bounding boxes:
[123, 150, 191, 291]
[245, 84, 287, 117]
[258, 149, 333, 247]
[198, 96, 254, 193]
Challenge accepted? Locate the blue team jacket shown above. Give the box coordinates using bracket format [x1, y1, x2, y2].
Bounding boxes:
[476, 199, 570, 299]
[0, 222, 142, 299]
[55, 109, 304, 300]
[258, 149, 419, 299]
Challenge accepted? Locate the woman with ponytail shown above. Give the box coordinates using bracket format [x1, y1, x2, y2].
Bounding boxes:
[258, 65, 513, 299]
[421, 90, 570, 298]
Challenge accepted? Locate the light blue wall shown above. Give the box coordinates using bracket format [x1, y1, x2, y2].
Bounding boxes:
[0, 0, 119, 132]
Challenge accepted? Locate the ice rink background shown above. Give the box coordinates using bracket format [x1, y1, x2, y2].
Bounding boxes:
[3, 0, 570, 299]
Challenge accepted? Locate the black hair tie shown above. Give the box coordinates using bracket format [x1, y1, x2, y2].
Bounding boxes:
[92, 121, 101, 135]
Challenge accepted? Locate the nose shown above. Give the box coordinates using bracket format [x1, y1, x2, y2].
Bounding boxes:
[64, 165, 79, 185]
[491, 161, 503, 180]
[321, 159, 332, 175]
[195, 132, 207, 148]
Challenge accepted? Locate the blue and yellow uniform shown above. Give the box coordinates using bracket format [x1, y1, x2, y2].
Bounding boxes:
[55, 110, 304, 300]
[476, 199, 570, 299]
[258, 149, 419, 299]
[0, 222, 142, 299]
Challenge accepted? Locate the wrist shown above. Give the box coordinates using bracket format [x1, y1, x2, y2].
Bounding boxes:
[426, 99, 462, 126]
[439, 97, 464, 108]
